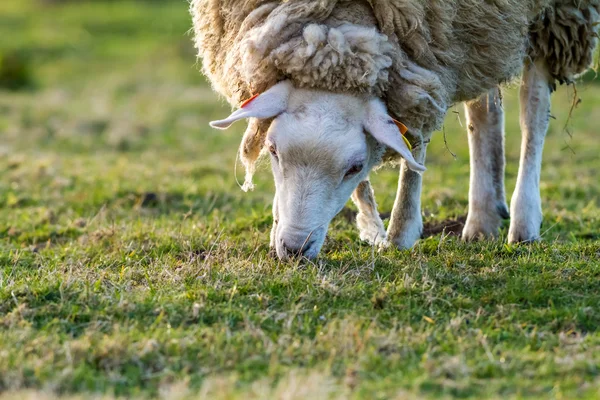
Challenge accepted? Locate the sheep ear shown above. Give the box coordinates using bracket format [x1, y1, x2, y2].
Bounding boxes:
[210, 81, 293, 130]
[364, 99, 426, 173]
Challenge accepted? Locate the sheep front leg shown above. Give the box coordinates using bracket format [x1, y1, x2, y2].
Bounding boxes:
[462, 87, 510, 241]
[508, 61, 552, 243]
[351, 180, 387, 246]
[386, 142, 429, 249]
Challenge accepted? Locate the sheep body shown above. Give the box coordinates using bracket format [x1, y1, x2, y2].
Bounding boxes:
[191, 0, 599, 186]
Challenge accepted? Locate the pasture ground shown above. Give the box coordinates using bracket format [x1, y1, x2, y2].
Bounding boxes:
[1, 1, 599, 398]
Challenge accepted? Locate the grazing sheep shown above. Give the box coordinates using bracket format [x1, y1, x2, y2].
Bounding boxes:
[191, 0, 599, 259]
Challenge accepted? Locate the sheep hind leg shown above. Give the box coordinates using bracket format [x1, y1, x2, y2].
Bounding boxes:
[462, 87, 510, 241]
[386, 143, 429, 250]
[508, 61, 553, 243]
[351, 180, 387, 246]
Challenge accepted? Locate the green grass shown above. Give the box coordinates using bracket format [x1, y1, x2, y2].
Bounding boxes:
[0, 1, 599, 399]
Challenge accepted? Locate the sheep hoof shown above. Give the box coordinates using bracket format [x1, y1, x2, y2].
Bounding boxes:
[356, 211, 387, 247]
[388, 230, 421, 250]
[507, 222, 542, 244]
[359, 229, 387, 247]
[377, 238, 391, 252]
[462, 201, 509, 242]
[508, 199, 543, 244]
[268, 247, 278, 258]
[462, 218, 501, 242]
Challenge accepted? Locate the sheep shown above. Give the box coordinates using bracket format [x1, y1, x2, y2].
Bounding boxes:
[191, 0, 600, 259]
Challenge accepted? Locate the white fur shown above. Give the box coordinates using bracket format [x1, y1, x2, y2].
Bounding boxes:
[508, 61, 552, 243]
[210, 82, 422, 259]
[268, 90, 371, 259]
[364, 100, 426, 173]
[208, 62, 557, 258]
[210, 81, 292, 129]
[196, 0, 599, 259]
[351, 180, 387, 246]
[462, 88, 508, 241]
[386, 146, 428, 250]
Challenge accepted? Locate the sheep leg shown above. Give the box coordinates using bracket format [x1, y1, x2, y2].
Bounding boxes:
[386, 142, 429, 249]
[462, 87, 509, 241]
[351, 180, 387, 246]
[508, 61, 552, 243]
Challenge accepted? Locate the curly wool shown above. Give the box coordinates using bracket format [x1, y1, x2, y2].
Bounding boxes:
[529, 0, 600, 84]
[191, 0, 599, 189]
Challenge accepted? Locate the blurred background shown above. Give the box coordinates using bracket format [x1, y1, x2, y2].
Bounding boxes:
[1, 0, 217, 151]
[0, 0, 268, 248]
[1, 1, 599, 396]
[0, 0, 598, 247]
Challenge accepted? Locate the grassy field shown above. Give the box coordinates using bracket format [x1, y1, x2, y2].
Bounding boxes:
[0, 1, 599, 398]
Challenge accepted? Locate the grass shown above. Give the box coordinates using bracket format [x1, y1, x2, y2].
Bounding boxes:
[0, 0, 599, 398]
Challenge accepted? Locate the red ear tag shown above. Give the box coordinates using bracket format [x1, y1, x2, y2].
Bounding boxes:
[241, 93, 260, 108]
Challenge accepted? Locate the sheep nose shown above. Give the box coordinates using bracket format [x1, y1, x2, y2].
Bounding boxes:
[281, 239, 315, 258]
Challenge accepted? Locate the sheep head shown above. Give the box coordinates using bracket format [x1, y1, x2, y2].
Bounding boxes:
[211, 80, 425, 260]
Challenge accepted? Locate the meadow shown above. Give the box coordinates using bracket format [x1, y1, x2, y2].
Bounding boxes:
[0, 1, 599, 398]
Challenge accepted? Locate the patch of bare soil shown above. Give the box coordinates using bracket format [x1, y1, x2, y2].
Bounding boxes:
[338, 207, 466, 238]
[422, 215, 466, 238]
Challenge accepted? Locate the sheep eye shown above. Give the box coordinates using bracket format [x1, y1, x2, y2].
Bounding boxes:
[269, 144, 278, 159]
[344, 163, 363, 178]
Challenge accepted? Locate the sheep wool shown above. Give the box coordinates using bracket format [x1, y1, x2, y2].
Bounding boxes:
[191, 0, 599, 190]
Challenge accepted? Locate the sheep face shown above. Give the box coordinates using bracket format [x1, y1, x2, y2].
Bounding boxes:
[210, 81, 425, 260]
[267, 95, 377, 259]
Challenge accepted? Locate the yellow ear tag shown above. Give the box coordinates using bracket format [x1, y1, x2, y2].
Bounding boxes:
[392, 119, 412, 151]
